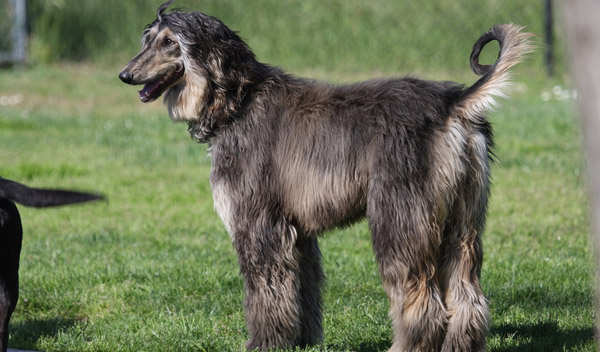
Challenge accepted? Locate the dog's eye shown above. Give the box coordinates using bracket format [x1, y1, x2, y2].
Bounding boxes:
[164, 37, 174, 46]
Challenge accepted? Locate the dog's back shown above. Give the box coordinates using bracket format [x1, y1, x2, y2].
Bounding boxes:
[244, 23, 529, 234]
[262, 76, 458, 233]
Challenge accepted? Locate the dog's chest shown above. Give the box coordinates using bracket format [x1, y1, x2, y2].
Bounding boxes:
[211, 177, 236, 236]
[209, 146, 240, 236]
[208, 136, 271, 235]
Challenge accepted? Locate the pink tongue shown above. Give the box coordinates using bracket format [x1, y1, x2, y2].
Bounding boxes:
[138, 79, 162, 101]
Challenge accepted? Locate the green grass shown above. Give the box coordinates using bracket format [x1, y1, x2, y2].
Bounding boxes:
[0, 21, 595, 351]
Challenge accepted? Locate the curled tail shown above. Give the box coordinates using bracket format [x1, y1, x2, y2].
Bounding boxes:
[456, 24, 534, 121]
[0, 177, 103, 208]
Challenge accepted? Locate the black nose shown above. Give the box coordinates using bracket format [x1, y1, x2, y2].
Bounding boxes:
[119, 70, 133, 84]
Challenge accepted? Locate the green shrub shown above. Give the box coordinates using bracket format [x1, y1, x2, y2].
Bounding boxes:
[25, 0, 563, 76]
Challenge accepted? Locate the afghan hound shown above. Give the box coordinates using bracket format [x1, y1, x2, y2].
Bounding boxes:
[119, 1, 532, 350]
[0, 178, 102, 352]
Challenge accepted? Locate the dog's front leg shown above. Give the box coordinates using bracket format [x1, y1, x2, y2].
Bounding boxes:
[294, 236, 324, 347]
[231, 214, 302, 351]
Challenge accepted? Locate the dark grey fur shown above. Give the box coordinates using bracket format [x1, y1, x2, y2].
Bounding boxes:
[120, 3, 532, 351]
[0, 178, 102, 352]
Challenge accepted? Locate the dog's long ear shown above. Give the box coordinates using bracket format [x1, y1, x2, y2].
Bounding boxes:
[0, 178, 104, 208]
[157, 0, 174, 22]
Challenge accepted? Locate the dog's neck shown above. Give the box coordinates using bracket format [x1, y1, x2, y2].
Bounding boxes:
[185, 86, 250, 143]
[187, 63, 271, 143]
[187, 118, 216, 143]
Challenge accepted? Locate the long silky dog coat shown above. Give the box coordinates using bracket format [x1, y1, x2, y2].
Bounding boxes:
[120, 2, 532, 350]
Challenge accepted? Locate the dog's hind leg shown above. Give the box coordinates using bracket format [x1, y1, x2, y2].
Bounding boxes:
[232, 213, 303, 351]
[438, 219, 488, 351]
[294, 236, 325, 347]
[0, 304, 8, 352]
[439, 160, 490, 352]
[368, 185, 448, 352]
[0, 293, 11, 352]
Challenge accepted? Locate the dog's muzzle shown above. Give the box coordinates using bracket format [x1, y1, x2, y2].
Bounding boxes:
[118, 67, 185, 103]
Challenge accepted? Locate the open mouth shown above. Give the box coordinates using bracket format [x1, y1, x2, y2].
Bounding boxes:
[138, 67, 185, 103]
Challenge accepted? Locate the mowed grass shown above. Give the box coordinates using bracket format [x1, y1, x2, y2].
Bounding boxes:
[0, 60, 595, 352]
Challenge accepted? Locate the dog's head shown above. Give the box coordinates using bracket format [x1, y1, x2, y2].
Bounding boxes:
[119, 1, 259, 141]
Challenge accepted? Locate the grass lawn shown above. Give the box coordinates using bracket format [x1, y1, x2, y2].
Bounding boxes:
[0, 62, 595, 351]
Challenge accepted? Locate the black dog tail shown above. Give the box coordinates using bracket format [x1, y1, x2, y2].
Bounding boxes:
[0, 178, 103, 208]
[454, 24, 534, 122]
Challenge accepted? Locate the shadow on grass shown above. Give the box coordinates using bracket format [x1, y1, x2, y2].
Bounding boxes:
[490, 321, 595, 352]
[9, 317, 78, 350]
[325, 320, 594, 352]
[320, 336, 390, 352]
[353, 338, 391, 352]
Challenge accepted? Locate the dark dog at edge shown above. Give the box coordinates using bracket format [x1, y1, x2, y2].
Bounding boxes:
[0, 178, 102, 352]
[120, 1, 532, 351]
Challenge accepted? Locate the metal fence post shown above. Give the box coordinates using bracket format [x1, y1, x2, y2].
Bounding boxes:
[12, 0, 27, 64]
[1, 0, 27, 65]
[545, 0, 554, 76]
